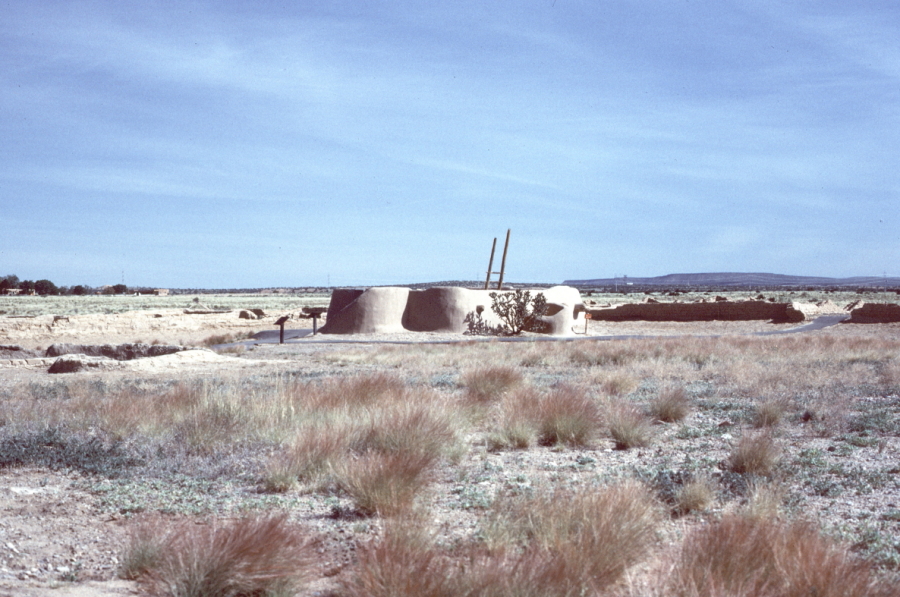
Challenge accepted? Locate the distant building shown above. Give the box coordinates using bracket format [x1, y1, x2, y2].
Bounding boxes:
[2, 288, 23, 295]
[154, 289, 170, 296]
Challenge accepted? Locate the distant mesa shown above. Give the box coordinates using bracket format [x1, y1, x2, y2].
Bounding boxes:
[564, 272, 900, 288]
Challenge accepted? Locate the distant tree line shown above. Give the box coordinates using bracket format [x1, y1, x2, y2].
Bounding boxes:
[1, 275, 130, 296]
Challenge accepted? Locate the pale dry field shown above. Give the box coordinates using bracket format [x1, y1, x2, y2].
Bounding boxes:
[1, 294, 899, 596]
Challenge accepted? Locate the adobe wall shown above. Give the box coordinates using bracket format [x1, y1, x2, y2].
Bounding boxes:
[320, 287, 410, 334]
[846, 303, 900, 323]
[587, 300, 806, 323]
[320, 286, 586, 336]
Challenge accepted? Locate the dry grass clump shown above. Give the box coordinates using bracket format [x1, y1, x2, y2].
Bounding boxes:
[534, 385, 602, 447]
[648, 384, 691, 422]
[121, 513, 318, 597]
[462, 365, 523, 403]
[674, 475, 716, 515]
[488, 387, 542, 450]
[334, 449, 437, 516]
[119, 514, 173, 581]
[568, 342, 642, 367]
[745, 480, 784, 520]
[346, 481, 661, 597]
[606, 400, 653, 450]
[265, 394, 462, 511]
[483, 481, 661, 594]
[263, 424, 349, 492]
[662, 513, 883, 597]
[727, 432, 780, 476]
[350, 400, 462, 459]
[341, 520, 452, 597]
[201, 331, 253, 347]
[752, 396, 789, 428]
[599, 372, 640, 397]
[488, 386, 601, 449]
[301, 372, 410, 410]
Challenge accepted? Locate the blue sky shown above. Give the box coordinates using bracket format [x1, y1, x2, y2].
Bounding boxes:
[2, 1, 898, 288]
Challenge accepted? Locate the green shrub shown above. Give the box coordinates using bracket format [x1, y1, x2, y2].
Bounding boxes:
[465, 289, 548, 336]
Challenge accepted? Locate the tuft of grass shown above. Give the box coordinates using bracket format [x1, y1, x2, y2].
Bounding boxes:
[484, 480, 661, 593]
[263, 424, 349, 492]
[727, 432, 780, 476]
[297, 373, 411, 412]
[568, 344, 640, 367]
[752, 397, 788, 428]
[534, 386, 602, 447]
[648, 384, 691, 423]
[334, 449, 436, 516]
[263, 385, 462, 496]
[341, 518, 453, 597]
[351, 400, 462, 461]
[462, 366, 523, 403]
[606, 401, 653, 450]
[674, 476, 715, 515]
[662, 513, 883, 597]
[201, 331, 252, 347]
[119, 514, 172, 580]
[488, 387, 541, 450]
[598, 373, 639, 397]
[745, 480, 784, 519]
[124, 513, 318, 597]
[212, 344, 246, 356]
[336, 372, 410, 407]
[489, 386, 601, 450]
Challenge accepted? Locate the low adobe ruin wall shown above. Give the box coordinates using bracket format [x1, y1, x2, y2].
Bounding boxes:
[320, 286, 586, 336]
[587, 300, 806, 323]
[846, 303, 900, 323]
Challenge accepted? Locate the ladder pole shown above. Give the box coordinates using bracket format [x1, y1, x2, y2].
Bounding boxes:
[484, 237, 497, 290]
[497, 229, 510, 290]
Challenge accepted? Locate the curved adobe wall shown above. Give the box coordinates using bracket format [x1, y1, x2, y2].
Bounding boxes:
[539, 286, 588, 335]
[319, 287, 410, 334]
[320, 286, 586, 336]
[403, 287, 492, 332]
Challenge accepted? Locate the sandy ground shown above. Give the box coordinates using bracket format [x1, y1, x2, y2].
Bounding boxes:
[0, 309, 282, 351]
[1, 306, 899, 596]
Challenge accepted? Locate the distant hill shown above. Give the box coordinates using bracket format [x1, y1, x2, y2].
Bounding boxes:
[563, 272, 900, 288]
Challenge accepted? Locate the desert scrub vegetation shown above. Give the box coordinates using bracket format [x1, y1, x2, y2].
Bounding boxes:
[461, 365, 523, 403]
[3, 330, 900, 591]
[727, 431, 781, 476]
[120, 513, 318, 597]
[261, 376, 465, 514]
[203, 331, 253, 348]
[661, 512, 891, 597]
[647, 383, 691, 422]
[346, 480, 661, 597]
[464, 288, 549, 335]
[0, 292, 330, 317]
[605, 399, 654, 449]
[487, 385, 602, 449]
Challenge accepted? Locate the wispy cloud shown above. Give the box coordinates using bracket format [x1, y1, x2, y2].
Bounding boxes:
[2, 1, 898, 286]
